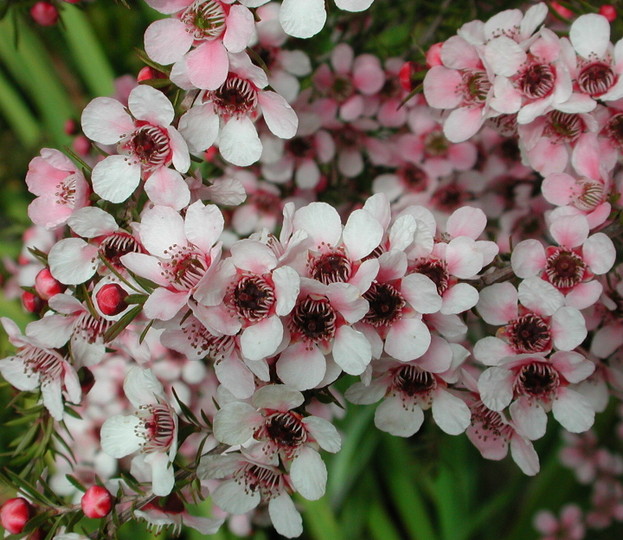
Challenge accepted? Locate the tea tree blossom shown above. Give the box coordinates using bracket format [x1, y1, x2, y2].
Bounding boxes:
[0, 317, 81, 421]
[100, 367, 179, 496]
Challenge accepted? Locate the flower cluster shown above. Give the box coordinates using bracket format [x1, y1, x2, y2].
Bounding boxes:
[1, 1, 623, 539]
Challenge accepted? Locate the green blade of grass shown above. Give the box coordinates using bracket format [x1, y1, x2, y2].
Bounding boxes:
[299, 494, 344, 540]
[0, 69, 40, 147]
[380, 436, 438, 540]
[368, 501, 404, 540]
[60, 4, 115, 97]
[0, 16, 75, 145]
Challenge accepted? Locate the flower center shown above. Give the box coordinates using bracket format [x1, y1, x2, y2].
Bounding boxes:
[424, 130, 449, 156]
[160, 244, 210, 290]
[400, 164, 429, 191]
[605, 113, 623, 149]
[518, 63, 555, 99]
[392, 365, 437, 403]
[74, 311, 113, 344]
[286, 137, 314, 158]
[181, 0, 226, 40]
[54, 173, 80, 206]
[235, 463, 283, 500]
[411, 258, 449, 295]
[572, 179, 605, 211]
[180, 319, 236, 361]
[331, 76, 354, 101]
[100, 232, 143, 266]
[462, 70, 491, 104]
[289, 295, 337, 343]
[545, 249, 586, 290]
[309, 251, 352, 285]
[231, 275, 275, 322]
[514, 361, 560, 398]
[505, 313, 551, 353]
[544, 111, 584, 143]
[262, 411, 308, 450]
[124, 125, 171, 171]
[362, 282, 405, 327]
[209, 76, 258, 119]
[17, 345, 64, 384]
[136, 404, 176, 452]
[577, 62, 615, 97]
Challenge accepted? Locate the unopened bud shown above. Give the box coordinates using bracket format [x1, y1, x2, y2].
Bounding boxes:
[549, 2, 573, 20]
[425, 43, 443, 68]
[21, 291, 43, 313]
[0, 497, 32, 534]
[599, 5, 617, 22]
[137, 66, 167, 82]
[95, 283, 128, 316]
[30, 2, 59, 26]
[398, 61, 415, 92]
[34, 268, 65, 301]
[81, 485, 113, 519]
[72, 135, 91, 156]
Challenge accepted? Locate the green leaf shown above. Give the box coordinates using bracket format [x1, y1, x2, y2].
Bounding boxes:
[103, 304, 143, 342]
[299, 495, 343, 540]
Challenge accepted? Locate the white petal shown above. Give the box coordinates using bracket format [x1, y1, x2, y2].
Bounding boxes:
[128, 85, 174, 126]
[258, 91, 299, 139]
[342, 209, 383, 260]
[100, 415, 142, 458]
[290, 446, 326, 500]
[178, 105, 219, 155]
[241, 316, 283, 361]
[277, 342, 325, 390]
[146, 451, 175, 496]
[385, 317, 431, 362]
[279, 0, 326, 38]
[375, 396, 424, 437]
[185, 202, 224, 254]
[268, 493, 303, 538]
[124, 366, 165, 407]
[212, 479, 260, 514]
[213, 402, 259, 445]
[219, 117, 262, 166]
[332, 325, 371, 375]
[478, 367, 513, 411]
[81, 97, 133, 145]
[68, 207, 118, 238]
[252, 384, 304, 410]
[91, 155, 141, 204]
[570, 14, 610, 59]
[302, 416, 341, 453]
[431, 390, 471, 435]
[551, 388, 595, 433]
[48, 238, 98, 285]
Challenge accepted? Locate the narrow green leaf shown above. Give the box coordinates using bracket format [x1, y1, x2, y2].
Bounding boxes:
[60, 4, 115, 97]
[0, 68, 40, 146]
[299, 495, 343, 540]
[368, 502, 403, 540]
[103, 304, 143, 342]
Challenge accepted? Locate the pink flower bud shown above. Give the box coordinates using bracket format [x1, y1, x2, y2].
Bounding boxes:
[599, 5, 617, 22]
[81, 486, 113, 519]
[21, 291, 43, 313]
[549, 2, 573, 20]
[425, 43, 444, 68]
[64, 119, 78, 136]
[29, 2, 59, 26]
[137, 66, 167, 82]
[0, 497, 32, 534]
[398, 61, 415, 91]
[95, 283, 128, 316]
[72, 135, 91, 156]
[34, 268, 65, 301]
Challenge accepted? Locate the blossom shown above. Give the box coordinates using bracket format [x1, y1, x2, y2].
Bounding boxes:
[121, 201, 224, 321]
[213, 384, 341, 500]
[81, 84, 193, 208]
[100, 367, 178, 496]
[25, 148, 90, 229]
[144, 0, 255, 91]
[199, 452, 303, 538]
[0, 317, 81, 421]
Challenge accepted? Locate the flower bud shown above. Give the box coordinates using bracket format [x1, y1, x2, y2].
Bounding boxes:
[29, 2, 59, 26]
[34, 268, 65, 301]
[398, 61, 415, 91]
[21, 291, 43, 313]
[599, 5, 617, 22]
[137, 66, 167, 82]
[81, 486, 113, 519]
[0, 497, 32, 534]
[425, 43, 443, 68]
[549, 2, 573, 19]
[95, 283, 128, 316]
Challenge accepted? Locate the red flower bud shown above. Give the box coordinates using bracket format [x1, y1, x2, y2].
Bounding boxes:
[599, 5, 617, 22]
[425, 42, 444, 68]
[137, 66, 167, 82]
[95, 283, 128, 316]
[30, 2, 59, 26]
[0, 497, 32, 534]
[21, 291, 43, 313]
[398, 61, 415, 92]
[34, 268, 65, 301]
[549, 2, 573, 20]
[81, 486, 113, 519]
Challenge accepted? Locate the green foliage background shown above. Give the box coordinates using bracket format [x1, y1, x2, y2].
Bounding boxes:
[0, 1, 622, 538]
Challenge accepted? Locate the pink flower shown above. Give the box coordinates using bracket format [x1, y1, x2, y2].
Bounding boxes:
[121, 202, 224, 321]
[346, 344, 471, 437]
[213, 384, 341, 500]
[144, 0, 255, 91]
[25, 148, 90, 229]
[478, 350, 596, 436]
[534, 504, 585, 540]
[0, 317, 81, 421]
[199, 452, 303, 538]
[511, 213, 615, 309]
[178, 52, 298, 166]
[81, 85, 193, 208]
[100, 367, 178, 496]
